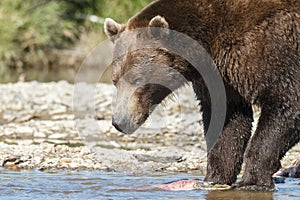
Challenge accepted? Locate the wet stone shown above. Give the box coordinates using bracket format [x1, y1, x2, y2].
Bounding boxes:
[17, 126, 35, 135]
[0, 82, 299, 173]
[33, 132, 47, 138]
[48, 133, 68, 140]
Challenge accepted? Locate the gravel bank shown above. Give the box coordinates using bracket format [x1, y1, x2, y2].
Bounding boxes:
[0, 81, 299, 174]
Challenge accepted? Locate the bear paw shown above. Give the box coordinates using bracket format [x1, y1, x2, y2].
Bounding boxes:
[231, 181, 276, 192]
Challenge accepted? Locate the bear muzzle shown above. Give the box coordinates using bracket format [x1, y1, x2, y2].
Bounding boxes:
[112, 116, 139, 134]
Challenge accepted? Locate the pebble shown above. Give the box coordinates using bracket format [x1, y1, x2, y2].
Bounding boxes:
[0, 82, 299, 172]
[48, 106, 67, 115]
[4, 128, 15, 136]
[17, 126, 34, 135]
[48, 133, 68, 140]
[34, 132, 46, 138]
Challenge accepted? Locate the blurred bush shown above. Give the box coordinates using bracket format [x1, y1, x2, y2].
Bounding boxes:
[96, 0, 153, 22]
[0, 0, 78, 69]
[0, 0, 152, 72]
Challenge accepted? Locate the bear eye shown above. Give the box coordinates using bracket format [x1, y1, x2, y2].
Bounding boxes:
[132, 77, 143, 86]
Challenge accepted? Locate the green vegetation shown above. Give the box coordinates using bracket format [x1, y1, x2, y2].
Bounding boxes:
[60, 0, 152, 23]
[0, 0, 152, 78]
[96, 0, 153, 23]
[46, 141, 86, 147]
[0, 0, 77, 68]
[0, 139, 18, 145]
[95, 144, 133, 151]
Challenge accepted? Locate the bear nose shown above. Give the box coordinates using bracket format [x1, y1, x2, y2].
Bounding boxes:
[112, 117, 126, 133]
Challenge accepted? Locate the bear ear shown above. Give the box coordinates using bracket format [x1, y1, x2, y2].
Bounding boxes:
[104, 18, 122, 41]
[148, 15, 169, 39]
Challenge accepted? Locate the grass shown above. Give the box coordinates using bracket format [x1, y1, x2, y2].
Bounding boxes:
[0, 139, 18, 145]
[95, 144, 133, 151]
[0, 0, 78, 69]
[0, 0, 152, 75]
[46, 141, 86, 148]
[96, 0, 153, 23]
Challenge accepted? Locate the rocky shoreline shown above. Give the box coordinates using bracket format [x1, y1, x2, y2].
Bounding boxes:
[0, 81, 299, 176]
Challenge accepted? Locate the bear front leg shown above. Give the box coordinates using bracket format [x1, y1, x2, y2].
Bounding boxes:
[234, 105, 300, 191]
[193, 82, 253, 185]
[204, 112, 253, 185]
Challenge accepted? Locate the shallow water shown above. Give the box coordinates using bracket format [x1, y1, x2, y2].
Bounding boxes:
[0, 168, 299, 200]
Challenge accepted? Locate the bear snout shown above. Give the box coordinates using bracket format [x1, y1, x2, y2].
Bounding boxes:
[112, 117, 135, 134]
[112, 117, 129, 134]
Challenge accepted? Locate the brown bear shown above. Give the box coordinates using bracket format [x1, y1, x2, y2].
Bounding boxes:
[104, 0, 300, 190]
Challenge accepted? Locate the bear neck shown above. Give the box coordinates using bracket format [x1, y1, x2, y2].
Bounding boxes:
[126, 0, 216, 51]
[127, 0, 288, 54]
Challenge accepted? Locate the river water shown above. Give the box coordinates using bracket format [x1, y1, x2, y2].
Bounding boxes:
[1, 168, 299, 200]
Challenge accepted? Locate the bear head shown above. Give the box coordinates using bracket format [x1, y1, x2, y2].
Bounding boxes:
[104, 16, 189, 134]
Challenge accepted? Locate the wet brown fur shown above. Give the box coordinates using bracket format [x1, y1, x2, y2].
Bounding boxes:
[106, 0, 300, 190]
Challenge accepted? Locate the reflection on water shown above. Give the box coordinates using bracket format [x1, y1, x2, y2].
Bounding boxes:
[0, 168, 299, 200]
[205, 190, 274, 200]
